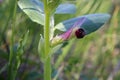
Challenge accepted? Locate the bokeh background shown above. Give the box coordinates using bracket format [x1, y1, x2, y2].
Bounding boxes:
[0, 0, 120, 80]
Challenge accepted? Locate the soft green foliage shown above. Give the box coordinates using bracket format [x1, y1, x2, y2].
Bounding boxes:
[18, 0, 44, 25]
[48, 0, 61, 14]
[38, 34, 45, 62]
[18, 0, 76, 26]
[55, 14, 110, 33]
[0, 0, 120, 80]
[17, 30, 29, 67]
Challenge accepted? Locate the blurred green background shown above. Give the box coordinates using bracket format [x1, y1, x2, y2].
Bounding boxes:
[0, 0, 120, 80]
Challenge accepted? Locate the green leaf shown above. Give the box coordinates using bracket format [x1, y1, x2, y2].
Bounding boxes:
[17, 30, 29, 52]
[18, 0, 44, 25]
[48, 0, 61, 14]
[22, 30, 29, 47]
[15, 31, 29, 68]
[49, 44, 62, 56]
[38, 34, 45, 62]
[55, 13, 110, 34]
[55, 3, 76, 14]
[18, 0, 77, 25]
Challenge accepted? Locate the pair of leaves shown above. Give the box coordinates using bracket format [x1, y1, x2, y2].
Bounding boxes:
[18, 0, 76, 25]
[18, 0, 110, 34]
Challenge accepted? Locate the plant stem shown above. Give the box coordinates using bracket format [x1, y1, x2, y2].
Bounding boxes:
[44, 56, 51, 80]
[44, 13, 51, 80]
[43, 0, 51, 80]
[8, 0, 17, 80]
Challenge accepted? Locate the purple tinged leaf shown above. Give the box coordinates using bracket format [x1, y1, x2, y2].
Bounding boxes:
[55, 13, 111, 34]
[51, 13, 111, 47]
[51, 18, 86, 46]
[59, 17, 86, 40]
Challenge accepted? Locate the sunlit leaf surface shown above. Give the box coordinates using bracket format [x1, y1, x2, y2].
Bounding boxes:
[18, 0, 44, 25]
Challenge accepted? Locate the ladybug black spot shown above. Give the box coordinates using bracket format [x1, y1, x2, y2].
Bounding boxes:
[75, 28, 86, 39]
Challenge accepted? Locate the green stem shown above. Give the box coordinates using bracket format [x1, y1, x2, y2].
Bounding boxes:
[44, 13, 51, 80]
[43, 0, 51, 80]
[44, 57, 51, 80]
[8, 0, 17, 80]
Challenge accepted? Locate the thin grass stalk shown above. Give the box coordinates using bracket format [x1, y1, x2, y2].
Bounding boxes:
[8, 0, 17, 80]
